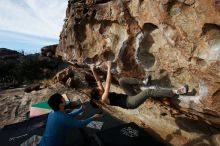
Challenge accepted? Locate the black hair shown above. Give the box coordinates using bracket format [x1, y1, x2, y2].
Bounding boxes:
[48, 93, 63, 111]
[90, 88, 100, 100]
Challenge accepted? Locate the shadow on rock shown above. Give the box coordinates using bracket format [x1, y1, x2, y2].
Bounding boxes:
[175, 116, 212, 134]
[183, 135, 220, 146]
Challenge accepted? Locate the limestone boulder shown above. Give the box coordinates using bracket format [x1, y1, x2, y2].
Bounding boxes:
[56, 0, 220, 117]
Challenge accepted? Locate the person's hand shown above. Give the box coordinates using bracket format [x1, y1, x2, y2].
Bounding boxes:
[78, 105, 84, 115]
[70, 99, 81, 108]
[105, 61, 111, 68]
[92, 114, 103, 119]
[89, 64, 95, 71]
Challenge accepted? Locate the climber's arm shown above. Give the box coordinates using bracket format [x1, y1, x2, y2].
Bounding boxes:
[90, 65, 105, 93]
[101, 61, 111, 104]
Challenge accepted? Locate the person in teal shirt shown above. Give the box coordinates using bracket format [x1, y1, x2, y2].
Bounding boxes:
[39, 93, 102, 146]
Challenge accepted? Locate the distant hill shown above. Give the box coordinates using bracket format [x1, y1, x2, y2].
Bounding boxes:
[0, 48, 23, 59]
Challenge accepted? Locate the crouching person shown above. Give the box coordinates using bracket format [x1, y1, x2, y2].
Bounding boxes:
[39, 93, 102, 146]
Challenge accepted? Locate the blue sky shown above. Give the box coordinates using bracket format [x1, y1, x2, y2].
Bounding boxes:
[0, 0, 67, 54]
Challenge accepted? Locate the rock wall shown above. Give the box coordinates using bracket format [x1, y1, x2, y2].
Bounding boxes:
[56, 0, 220, 117]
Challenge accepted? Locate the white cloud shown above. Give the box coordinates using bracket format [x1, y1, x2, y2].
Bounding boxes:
[0, 0, 67, 39]
[0, 0, 67, 53]
[0, 30, 59, 53]
[0, 30, 57, 45]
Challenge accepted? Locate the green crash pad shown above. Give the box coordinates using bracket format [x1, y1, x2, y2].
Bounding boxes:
[31, 101, 70, 109]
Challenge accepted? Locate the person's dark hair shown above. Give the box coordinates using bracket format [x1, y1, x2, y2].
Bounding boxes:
[90, 88, 100, 100]
[48, 93, 63, 111]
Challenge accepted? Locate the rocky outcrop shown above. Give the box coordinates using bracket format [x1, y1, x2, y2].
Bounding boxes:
[56, 0, 220, 117]
[41, 44, 58, 57]
[24, 84, 41, 93]
[53, 64, 95, 88]
[54, 0, 220, 145]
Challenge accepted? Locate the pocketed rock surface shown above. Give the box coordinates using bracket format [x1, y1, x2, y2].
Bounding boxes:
[57, 0, 220, 117]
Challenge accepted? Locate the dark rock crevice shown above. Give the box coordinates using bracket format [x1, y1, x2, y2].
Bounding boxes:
[136, 23, 158, 70]
[74, 23, 87, 42]
[201, 23, 220, 37]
